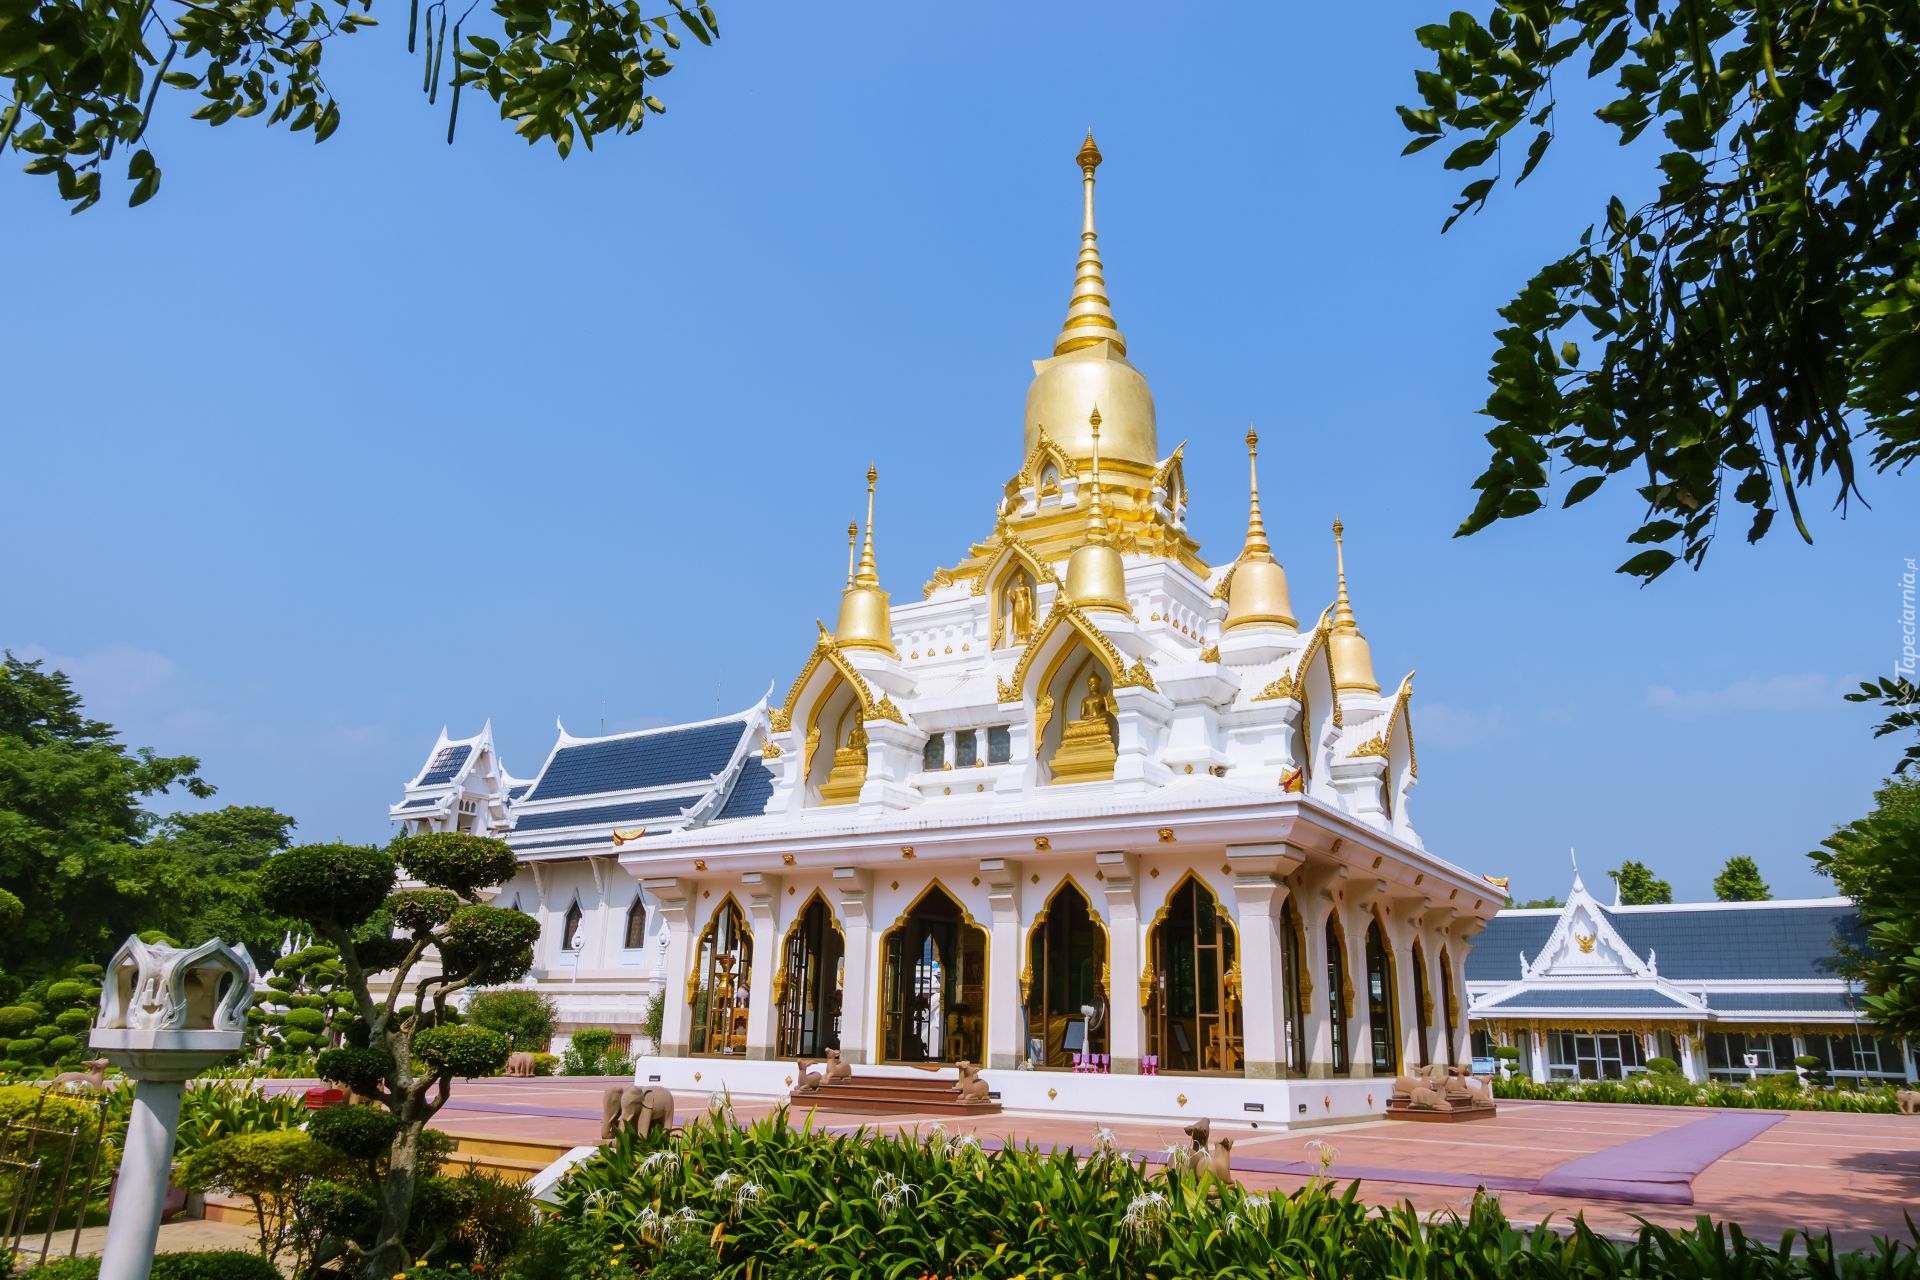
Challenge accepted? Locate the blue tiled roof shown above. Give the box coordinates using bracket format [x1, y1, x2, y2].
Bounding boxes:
[399, 797, 440, 809]
[1609, 904, 1861, 981]
[511, 794, 701, 834]
[1483, 987, 1695, 1011]
[714, 759, 775, 822]
[420, 744, 472, 786]
[1466, 914, 1556, 982]
[1705, 991, 1863, 1015]
[510, 836, 608, 853]
[527, 720, 748, 801]
[508, 784, 531, 801]
[1469, 902, 1861, 985]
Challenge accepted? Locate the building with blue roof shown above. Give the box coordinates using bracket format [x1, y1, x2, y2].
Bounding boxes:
[1466, 864, 1912, 1086]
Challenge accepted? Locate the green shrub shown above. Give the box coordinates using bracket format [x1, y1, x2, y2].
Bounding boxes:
[0, 1006, 41, 1038]
[531, 1052, 560, 1076]
[394, 832, 519, 901]
[176, 1129, 347, 1269]
[1491, 1074, 1901, 1112]
[1492, 1044, 1520, 1060]
[414, 1024, 510, 1078]
[307, 1103, 399, 1161]
[1645, 1056, 1682, 1075]
[51, 1009, 92, 1035]
[18, 1251, 282, 1280]
[466, 988, 559, 1052]
[562, 1028, 615, 1075]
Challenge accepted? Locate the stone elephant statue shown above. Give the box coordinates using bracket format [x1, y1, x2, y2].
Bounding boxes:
[601, 1085, 675, 1141]
[503, 1052, 536, 1077]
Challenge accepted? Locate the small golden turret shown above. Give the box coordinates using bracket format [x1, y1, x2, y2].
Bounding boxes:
[835, 467, 895, 653]
[1064, 407, 1129, 612]
[1053, 130, 1128, 359]
[1327, 518, 1379, 693]
[1223, 427, 1296, 631]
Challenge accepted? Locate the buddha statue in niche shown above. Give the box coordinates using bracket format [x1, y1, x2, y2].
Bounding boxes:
[1049, 673, 1118, 784]
[819, 723, 869, 805]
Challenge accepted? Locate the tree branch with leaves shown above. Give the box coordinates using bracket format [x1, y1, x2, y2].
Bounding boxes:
[258, 832, 538, 1279]
[1, 0, 719, 210]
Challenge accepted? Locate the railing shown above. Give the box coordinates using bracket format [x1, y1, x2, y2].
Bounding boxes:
[0, 1093, 114, 1267]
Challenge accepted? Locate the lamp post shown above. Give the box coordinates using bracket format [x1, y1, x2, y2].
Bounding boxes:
[89, 936, 253, 1280]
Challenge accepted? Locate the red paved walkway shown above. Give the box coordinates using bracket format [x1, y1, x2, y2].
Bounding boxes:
[324, 1078, 1920, 1249]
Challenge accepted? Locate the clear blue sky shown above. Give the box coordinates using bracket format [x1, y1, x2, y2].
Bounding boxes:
[6, 5, 1913, 904]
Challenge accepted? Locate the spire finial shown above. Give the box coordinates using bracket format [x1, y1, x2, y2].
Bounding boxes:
[1333, 517, 1356, 630]
[1052, 131, 1126, 357]
[1086, 406, 1112, 545]
[1241, 426, 1270, 557]
[855, 467, 880, 589]
[845, 520, 859, 589]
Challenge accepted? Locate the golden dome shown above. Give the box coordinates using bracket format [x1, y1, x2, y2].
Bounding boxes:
[1023, 131, 1159, 474]
[835, 467, 895, 653]
[1065, 408, 1129, 612]
[1327, 518, 1378, 693]
[1224, 428, 1296, 631]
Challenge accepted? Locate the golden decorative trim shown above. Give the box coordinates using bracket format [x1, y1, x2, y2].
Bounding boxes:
[760, 738, 783, 760]
[874, 695, 905, 724]
[610, 826, 646, 847]
[1114, 658, 1157, 692]
[1254, 671, 1298, 702]
[1033, 836, 1050, 851]
[1385, 671, 1418, 778]
[1574, 932, 1596, 954]
[1157, 828, 1175, 843]
[1198, 644, 1219, 663]
[778, 628, 891, 734]
[1348, 733, 1389, 760]
[694, 859, 707, 871]
[768, 709, 791, 733]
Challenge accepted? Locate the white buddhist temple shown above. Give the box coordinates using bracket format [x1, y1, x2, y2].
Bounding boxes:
[391, 135, 1508, 1123]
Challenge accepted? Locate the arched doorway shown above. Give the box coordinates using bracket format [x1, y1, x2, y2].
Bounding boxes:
[1410, 939, 1432, 1069]
[690, 897, 751, 1057]
[1023, 881, 1108, 1068]
[1325, 910, 1349, 1075]
[1364, 916, 1398, 1075]
[776, 893, 844, 1059]
[879, 884, 988, 1065]
[1281, 897, 1305, 1075]
[1145, 876, 1242, 1075]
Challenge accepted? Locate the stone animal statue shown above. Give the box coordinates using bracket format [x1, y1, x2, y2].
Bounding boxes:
[1202, 1136, 1235, 1186]
[953, 1061, 990, 1103]
[795, 1060, 824, 1093]
[45, 1059, 110, 1094]
[824, 1047, 852, 1083]
[1898, 1089, 1920, 1116]
[503, 1051, 537, 1078]
[1409, 1083, 1453, 1112]
[601, 1085, 675, 1140]
[1183, 1117, 1211, 1151]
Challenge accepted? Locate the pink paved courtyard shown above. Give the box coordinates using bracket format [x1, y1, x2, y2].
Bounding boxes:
[410, 1077, 1920, 1249]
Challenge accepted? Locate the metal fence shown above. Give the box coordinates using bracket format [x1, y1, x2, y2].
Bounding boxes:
[1, 1092, 114, 1267]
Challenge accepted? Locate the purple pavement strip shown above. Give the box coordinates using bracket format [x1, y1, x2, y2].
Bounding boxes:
[1532, 1110, 1787, 1205]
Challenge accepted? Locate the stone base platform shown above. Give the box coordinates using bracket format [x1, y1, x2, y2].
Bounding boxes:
[790, 1073, 1002, 1116]
[1384, 1100, 1499, 1123]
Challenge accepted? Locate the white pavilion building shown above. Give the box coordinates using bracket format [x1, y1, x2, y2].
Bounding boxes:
[391, 135, 1506, 1123]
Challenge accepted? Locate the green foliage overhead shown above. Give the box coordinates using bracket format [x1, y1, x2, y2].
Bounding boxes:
[1, 0, 721, 212]
[0, 653, 210, 979]
[1812, 775, 1920, 1038]
[435, 904, 539, 982]
[138, 804, 300, 956]
[1609, 859, 1673, 905]
[1399, 3, 1919, 583]
[1712, 854, 1773, 902]
[1514, 895, 1562, 909]
[385, 888, 460, 934]
[412, 1024, 510, 1078]
[464, 987, 557, 1053]
[258, 844, 398, 930]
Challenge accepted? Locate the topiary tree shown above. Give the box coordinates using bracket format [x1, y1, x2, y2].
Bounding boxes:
[258, 834, 537, 1279]
[560, 1028, 614, 1076]
[463, 988, 557, 1055]
[0, 967, 104, 1073]
[248, 941, 353, 1069]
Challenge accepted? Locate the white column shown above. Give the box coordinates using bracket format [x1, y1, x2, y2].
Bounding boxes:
[742, 874, 783, 1061]
[1904, 1038, 1918, 1083]
[1290, 863, 1343, 1078]
[1342, 891, 1381, 1078]
[99, 1074, 187, 1280]
[644, 878, 696, 1056]
[1098, 852, 1143, 1073]
[1230, 874, 1287, 1078]
[1529, 1027, 1548, 1083]
[981, 859, 1023, 1070]
[833, 867, 875, 1065]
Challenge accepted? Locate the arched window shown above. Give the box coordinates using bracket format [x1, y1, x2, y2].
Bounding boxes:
[1325, 911, 1349, 1076]
[561, 901, 584, 952]
[623, 897, 647, 950]
[776, 893, 844, 1058]
[1024, 881, 1108, 1068]
[690, 898, 752, 1057]
[1280, 897, 1305, 1075]
[1146, 877, 1241, 1075]
[1410, 939, 1432, 1068]
[879, 883, 987, 1064]
[1365, 917, 1397, 1075]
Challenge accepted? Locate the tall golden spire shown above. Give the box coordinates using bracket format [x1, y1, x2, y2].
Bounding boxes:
[1052, 131, 1128, 358]
[1065, 405, 1128, 612]
[844, 520, 858, 589]
[855, 466, 880, 588]
[1327, 518, 1378, 692]
[835, 467, 894, 653]
[1224, 427, 1295, 631]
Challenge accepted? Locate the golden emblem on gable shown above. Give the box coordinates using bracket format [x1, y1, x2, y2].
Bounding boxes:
[1574, 932, 1596, 954]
